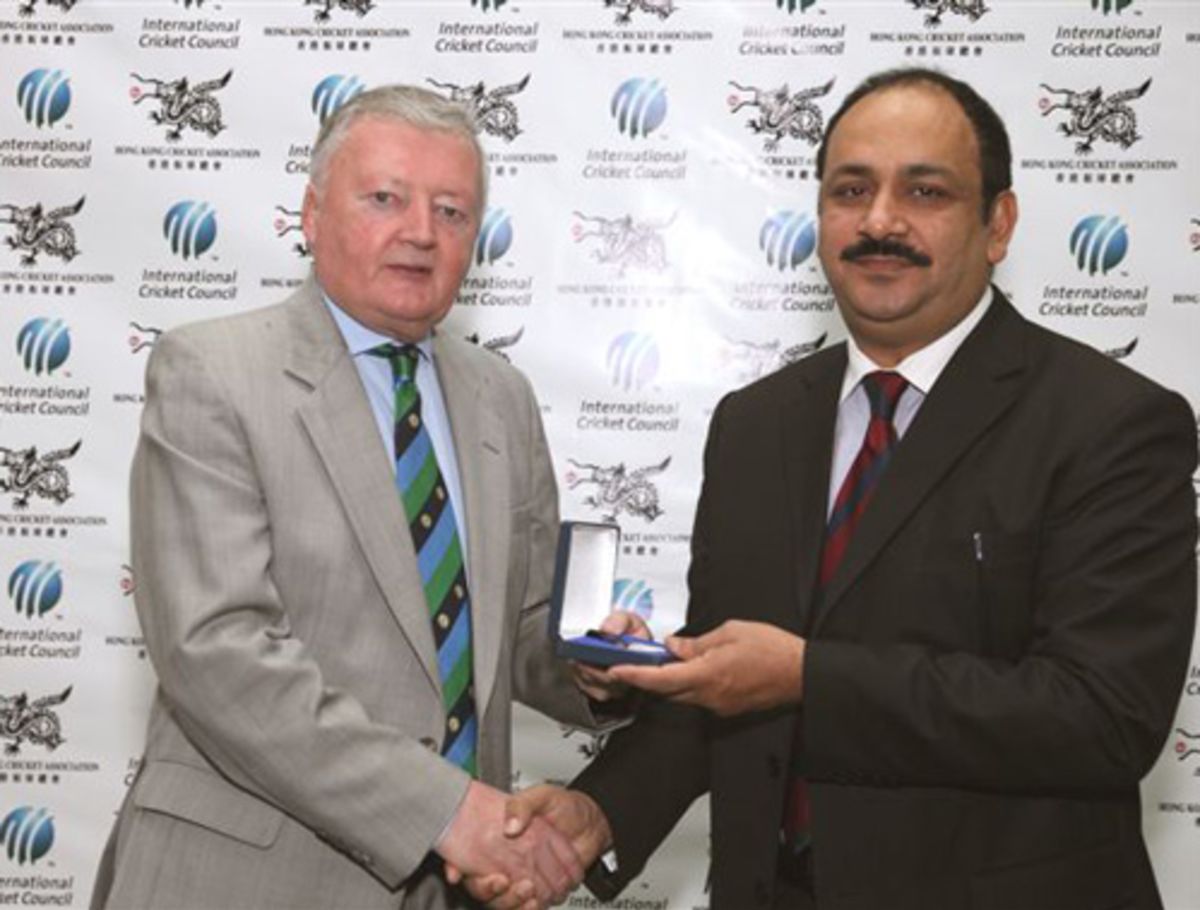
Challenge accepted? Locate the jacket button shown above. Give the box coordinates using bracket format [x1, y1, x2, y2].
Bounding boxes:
[767, 754, 782, 778]
[419, 736, 438, 751]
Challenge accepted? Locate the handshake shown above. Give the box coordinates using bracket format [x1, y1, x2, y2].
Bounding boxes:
[437, 780, 612, 910]
[435, 610, 646, 910]
[434, 612, 807, 908]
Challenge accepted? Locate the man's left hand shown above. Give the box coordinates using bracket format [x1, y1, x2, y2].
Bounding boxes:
[607, 620, 805, 716]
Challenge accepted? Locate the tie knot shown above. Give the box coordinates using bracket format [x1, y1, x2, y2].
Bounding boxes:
[862, 371, 907, 422]
[369, 342, 419, 383]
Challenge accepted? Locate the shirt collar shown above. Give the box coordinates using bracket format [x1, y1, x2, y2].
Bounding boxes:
[840, 286, 993, 403]
[321, 290, 434, 362]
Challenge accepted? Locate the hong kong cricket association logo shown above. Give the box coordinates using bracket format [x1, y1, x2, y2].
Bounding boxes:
[1189, 219, 1199, 253]
[128, 322, 163, 354]
[0, 440, 80, 510]
[909, 0, 988, 28]
[130, 70, 231, 142]
[728, 78, 833, 153]
[1175, 729, 1200, 763]
[427, 75, 529, 143]
[306, 0, 373, 22]
[1, 687, 71, 756]
[465, 327, 524, 362]
[605, 0, 676, 26]
[17, 0, 76, 16]
[1038, 79, 1150, 156]
[721, 332, 827, 384]
[0, 197, 83, 268]
[566, 456, 670, 523]
[571, 210, 672, 277]
[273, 206, 310, 258]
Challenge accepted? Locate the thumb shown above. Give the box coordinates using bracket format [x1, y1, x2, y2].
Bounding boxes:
[504, 784, 551, 837]
[664, 634, 701, 660]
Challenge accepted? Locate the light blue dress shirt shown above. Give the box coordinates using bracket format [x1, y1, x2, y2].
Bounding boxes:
[323, 295, 470, 573]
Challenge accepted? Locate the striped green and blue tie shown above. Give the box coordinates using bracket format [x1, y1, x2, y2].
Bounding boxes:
[371, 343, 477, 776]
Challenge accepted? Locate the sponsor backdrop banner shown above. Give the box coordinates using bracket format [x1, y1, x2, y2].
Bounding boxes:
[1, 0, 1198, 907]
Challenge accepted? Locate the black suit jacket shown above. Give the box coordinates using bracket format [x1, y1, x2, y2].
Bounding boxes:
[575, 293, 1197, 910]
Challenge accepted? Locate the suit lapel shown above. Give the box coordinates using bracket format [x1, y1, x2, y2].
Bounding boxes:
[780, 347, 845, 635]
[284, 283, 442, 695]
[812, 293, 1028, 633]
[432, 334, 508, 723]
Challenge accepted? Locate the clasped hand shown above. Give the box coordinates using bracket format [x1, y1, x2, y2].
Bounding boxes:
[442, 784, 611, 910]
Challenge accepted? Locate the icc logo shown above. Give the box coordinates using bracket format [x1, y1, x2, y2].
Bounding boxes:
[17, 318, 71, 376]
[613, 578, 654, 619]
[163, 201, 217, 260]
[8, 560, 63, 619]
[611, 78, 668, 140]
[607, 332, 660, 392]
[777, 0, 817, 11]
[1069, 215, 1129, 276]
[1091, 0, 1133, 13]
[312, 74, 365, 123]
[760, 211, 817, 271]
[0, 807, 55, 866]
[475, 208, 513, 266]
[17, 68, 71, 128]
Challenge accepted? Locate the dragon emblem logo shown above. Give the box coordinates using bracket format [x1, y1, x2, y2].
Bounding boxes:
[1175, 729, 1200, 762]
[128, 322, 163, 355]
[0, 197, 83, 268]
[604, 0, 676, 25]
[465, 327, 525, 362]
[571, 211, 672, 277]
[1, 687, 70, 756]
[427, 75, 530, 143]
[720, 332, 827, 384]
[728, 78, 834, 153]
[1101, 339, 1137, 361]
[273, 206, 310, 258]
[1039, 78, 1151, 155]
[16, 0, 76, 16]
[566, 456, 670, 523]
[0, 440, 80, 510]
[131, 70, 231, 142]
[306, 0, 374, 22]
[908, 0, 988, 27]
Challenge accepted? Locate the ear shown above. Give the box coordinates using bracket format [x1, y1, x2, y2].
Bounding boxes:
[300, 184, 319, 247]
[985, 190, 1018, 266]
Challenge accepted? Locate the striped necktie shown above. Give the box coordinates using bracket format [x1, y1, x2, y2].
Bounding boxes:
[783, 371, 908, 858]
[370, 343, 477, 776]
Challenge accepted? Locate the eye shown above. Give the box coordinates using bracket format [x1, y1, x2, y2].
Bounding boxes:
[369, 190, 394, 206]
[910, 184, 948, 200]
[828, 183, 869, 202]
[435, 203, 470, 225]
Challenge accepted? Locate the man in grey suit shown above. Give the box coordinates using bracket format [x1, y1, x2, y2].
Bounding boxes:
[92, 85, 600, 910]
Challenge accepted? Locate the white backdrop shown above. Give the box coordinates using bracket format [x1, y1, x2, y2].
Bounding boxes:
[1, 0, 1198, 907]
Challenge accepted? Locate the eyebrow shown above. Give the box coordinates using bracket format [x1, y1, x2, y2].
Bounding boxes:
[826, 162, 958, 181]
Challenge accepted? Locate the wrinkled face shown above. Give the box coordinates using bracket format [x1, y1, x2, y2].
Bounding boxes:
[817, 84, 1017, 365]
[302, 116, 481, 342]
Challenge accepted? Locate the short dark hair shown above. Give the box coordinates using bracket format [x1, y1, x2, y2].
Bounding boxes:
[815, 67, 1012, 221]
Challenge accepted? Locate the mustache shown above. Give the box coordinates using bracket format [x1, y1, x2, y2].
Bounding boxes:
[840, 237, 932, 268]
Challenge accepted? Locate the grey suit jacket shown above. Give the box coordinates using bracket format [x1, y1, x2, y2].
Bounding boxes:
[94, 280, 597, 910]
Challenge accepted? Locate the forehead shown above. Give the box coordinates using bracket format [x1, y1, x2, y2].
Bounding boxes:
[824, 84, 980, 182]
[328, 116, 480, 192]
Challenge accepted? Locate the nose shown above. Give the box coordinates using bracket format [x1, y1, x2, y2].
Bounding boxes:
[399, 198, 436, 248]
[859, 189, 907, 240]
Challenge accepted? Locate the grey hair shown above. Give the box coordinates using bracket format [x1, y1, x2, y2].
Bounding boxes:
[308, 83, 487, 206]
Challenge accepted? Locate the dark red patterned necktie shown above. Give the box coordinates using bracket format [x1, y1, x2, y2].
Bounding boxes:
[783, 370, 909, 854]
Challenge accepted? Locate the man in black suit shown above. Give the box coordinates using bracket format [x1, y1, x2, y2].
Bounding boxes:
[472, 67, 1198, 910]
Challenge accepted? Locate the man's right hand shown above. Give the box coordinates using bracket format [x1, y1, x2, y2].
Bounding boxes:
[573, 610, 652, 702]
[437, 780, 584, 908]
